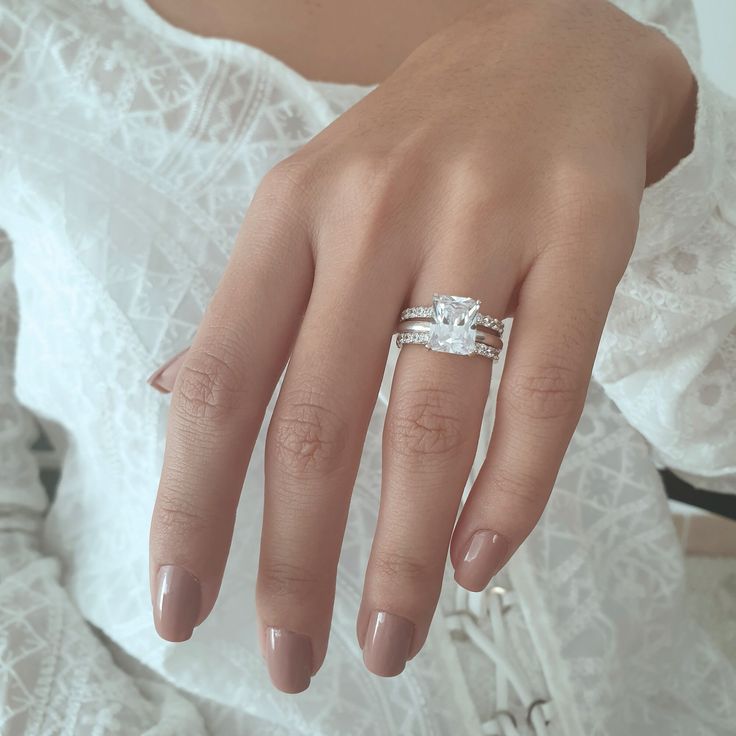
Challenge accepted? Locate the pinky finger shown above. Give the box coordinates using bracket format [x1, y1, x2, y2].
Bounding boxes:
[450, 243, 623, 591]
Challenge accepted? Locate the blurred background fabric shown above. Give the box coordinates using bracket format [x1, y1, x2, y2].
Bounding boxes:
[692, 0, 736, 97]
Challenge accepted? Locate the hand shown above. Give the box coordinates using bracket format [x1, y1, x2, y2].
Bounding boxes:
[146, 0, 696, 693]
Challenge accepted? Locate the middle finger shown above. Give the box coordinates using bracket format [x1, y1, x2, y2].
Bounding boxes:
[257, 247, 406, 692]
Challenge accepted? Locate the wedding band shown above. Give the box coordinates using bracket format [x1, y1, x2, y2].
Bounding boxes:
[395, 330, 501, 360]
[398, 321, 503, 349]
[399, 305, 504, 336]
[395, 293, 505, 361]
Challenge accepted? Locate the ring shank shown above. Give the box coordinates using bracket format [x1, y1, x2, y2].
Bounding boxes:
[396, 320, 503, 349]
[394, 330, 501, 360]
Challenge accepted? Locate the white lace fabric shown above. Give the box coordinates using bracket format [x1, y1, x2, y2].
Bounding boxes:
[0, 0, 734, 734]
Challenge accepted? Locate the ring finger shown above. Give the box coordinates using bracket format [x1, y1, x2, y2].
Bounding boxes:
[357, 268, 514, 677]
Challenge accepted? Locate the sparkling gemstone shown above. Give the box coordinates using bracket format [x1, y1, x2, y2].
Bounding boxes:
[427, 294, 480, 355]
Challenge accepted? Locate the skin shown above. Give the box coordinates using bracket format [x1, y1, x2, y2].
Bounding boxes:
[146, 0, 493, 85]
[147, 0, 697, 691]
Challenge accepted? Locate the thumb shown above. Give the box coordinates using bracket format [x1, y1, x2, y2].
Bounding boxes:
[147, 346, 190, 394]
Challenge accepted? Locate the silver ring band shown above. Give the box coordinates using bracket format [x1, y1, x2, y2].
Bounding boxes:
[399, 306, 504, 336]
[395, 330, 501, 360]
[396, 320, 503, 349]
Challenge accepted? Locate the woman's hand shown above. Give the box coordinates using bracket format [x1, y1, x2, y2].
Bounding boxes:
[147, 0, 695, 693]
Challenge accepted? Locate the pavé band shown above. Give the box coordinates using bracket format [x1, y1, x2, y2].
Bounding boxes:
[399, 304, 504, 336]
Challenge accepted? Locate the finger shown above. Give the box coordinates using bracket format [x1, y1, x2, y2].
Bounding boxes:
[450, 217, 633, 591]
[257, 251, 406, 693]
[149, 166, 313, 642]
[357, 279, 514, 677]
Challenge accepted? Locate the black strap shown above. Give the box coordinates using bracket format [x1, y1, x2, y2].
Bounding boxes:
[661, 469, 736, 521]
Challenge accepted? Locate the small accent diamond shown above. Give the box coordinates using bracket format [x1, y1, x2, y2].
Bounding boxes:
[474, 315, 504, 334]
[474, 343, 500, 361]
[396, 332, 429, 348]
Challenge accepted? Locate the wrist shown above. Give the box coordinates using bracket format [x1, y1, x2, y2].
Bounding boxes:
[644, 27, 698, 186]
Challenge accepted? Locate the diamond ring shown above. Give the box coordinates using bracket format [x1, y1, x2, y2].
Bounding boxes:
[395, 294, 505, 360]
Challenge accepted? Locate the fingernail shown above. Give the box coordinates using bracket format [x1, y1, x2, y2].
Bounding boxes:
[265, 627, 313, 694]
[147, 346, 190, 393]
[362, 611, 414, 677]
[153, 565, 201, 642]
[454, 530, 510, 592]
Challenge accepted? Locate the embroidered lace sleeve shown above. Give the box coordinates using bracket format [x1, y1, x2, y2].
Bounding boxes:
[592, 59, 736, 494]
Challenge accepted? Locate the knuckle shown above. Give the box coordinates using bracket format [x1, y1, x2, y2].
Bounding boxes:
[259, 559, 327, 600]
[501, 362, 585, 423]
[539, 162, 639, 248]
[548, 157, 618, 207]
[259, 156, 315, 202]
[247, 157, 316, 239]
[154, 491, 215, 540]
[490, 465, 548, 514]
[385, 387, 466, 461]
[337, 151, 413, 232]
[268, 388, 348, 478]
[341, 149, 407, 189]
[446, 155, 509, 212]
[371, 549, 436, 585]
[265, 481, 314, 514]
[173, 345, 244, 424]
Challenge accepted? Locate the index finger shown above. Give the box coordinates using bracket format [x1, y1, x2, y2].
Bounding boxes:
[149, 168, 313, 641]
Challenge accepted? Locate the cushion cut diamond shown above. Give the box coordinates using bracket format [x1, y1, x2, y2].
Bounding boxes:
[427, 294, 480, 355]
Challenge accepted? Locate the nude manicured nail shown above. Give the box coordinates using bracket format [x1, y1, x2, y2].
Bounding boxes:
[265, 628, 313, 694]
[153, 565, 201, 642]
[454, 530, 510, 591]
[147, 346, 190, 393]
[362, 611, 414, 677]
